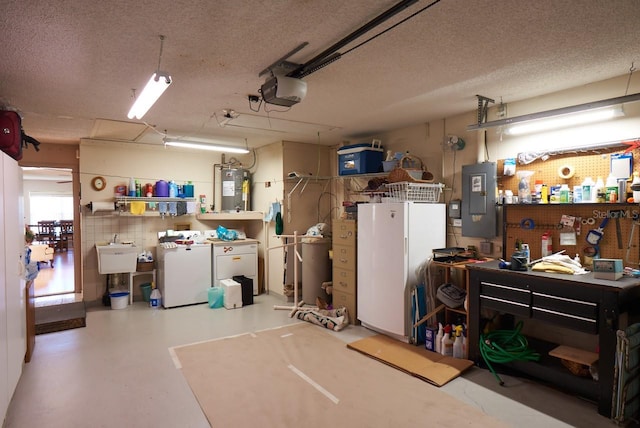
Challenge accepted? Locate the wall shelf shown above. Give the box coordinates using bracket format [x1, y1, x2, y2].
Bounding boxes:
[115, 196, 197, 217]
[115, 196, 195, 203]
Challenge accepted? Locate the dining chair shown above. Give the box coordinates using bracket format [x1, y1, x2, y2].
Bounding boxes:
[37, 220, 59, 250]
[59, 220, 73, 251]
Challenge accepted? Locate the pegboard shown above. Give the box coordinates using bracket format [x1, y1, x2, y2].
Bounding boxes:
[498, 147, 640, 267]
[498, 147, 639, 200]
[503, 204, 640, 266]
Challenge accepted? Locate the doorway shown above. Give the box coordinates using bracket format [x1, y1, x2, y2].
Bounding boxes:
[22, 167, 78, 300]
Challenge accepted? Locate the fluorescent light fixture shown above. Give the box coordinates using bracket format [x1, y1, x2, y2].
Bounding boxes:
[506, 106, 624, 135]
[163, 138, 249, 154]
[467, 92, 640, 132]
[127, 72, 172, 120]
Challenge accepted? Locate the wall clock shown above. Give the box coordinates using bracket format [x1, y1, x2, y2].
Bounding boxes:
[91, 176, 106, 191]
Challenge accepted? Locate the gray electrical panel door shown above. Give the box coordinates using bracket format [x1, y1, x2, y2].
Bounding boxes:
[462, 162, 498, 238]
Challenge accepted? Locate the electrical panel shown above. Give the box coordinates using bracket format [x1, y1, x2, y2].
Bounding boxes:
[461, 162, 498, 238]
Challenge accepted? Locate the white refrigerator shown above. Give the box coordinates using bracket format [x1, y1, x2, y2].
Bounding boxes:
[357, 202, 446, 342]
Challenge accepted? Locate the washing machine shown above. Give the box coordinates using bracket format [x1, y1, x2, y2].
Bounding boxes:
[212, 240, 258, 295]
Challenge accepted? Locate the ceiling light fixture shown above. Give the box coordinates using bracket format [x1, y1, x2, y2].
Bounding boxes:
[127, 35, 172, 120]
[467, 92, 640, 132]
[163, 138, 249, 154]
[505, 106, 625, 135]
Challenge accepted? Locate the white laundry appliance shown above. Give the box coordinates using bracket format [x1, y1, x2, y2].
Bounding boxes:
[157, 241, 212, 308]
[212, 239, 259, 295]
[357, 202, 446, 342]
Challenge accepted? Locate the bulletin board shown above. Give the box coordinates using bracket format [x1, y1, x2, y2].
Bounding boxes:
[498, 147, 640, 267]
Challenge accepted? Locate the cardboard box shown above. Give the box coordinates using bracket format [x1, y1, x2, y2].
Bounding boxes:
[337, 142, 383, 175]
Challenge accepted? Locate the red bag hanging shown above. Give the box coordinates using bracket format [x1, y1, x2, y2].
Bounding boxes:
[0, 110, 23, 160]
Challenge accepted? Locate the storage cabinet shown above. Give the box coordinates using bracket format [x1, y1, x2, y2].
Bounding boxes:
[467, 260, 640, 417]
[332, 219, 358, 324]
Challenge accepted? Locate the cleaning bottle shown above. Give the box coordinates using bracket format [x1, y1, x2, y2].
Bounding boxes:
[632, 171, 640, 203]
[150, 281, 161, 308]
[440, 324, 453, 357]
[435, 323, 443, 354]
[595, 176, 605, 203]
[582, 177, 594, 203]
[453, 325, 464, 358]
[605, 173, 618, 203]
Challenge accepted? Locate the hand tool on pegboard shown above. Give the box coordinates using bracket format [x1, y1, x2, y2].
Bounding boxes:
[609, 209, 624, 249]
[586, 216, 609, 256]
[626, 212, 640, 266]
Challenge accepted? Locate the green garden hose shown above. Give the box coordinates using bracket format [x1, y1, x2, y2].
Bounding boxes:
[479, 320, 541, 385]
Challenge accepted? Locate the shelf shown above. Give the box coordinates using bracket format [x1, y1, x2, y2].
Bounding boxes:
[197, 211, 264, 221]
[115, 196, 197, 217]
[115, 196, 195, 203]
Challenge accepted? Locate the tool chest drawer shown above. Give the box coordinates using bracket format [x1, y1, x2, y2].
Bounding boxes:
[532, 292, 598, 333]
[479, 280, 531, 316]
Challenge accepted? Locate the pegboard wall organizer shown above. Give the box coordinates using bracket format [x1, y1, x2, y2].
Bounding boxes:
[501, 203, 638, 265]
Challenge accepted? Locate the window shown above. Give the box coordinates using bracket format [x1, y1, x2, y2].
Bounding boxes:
[29, 194, 73, 224]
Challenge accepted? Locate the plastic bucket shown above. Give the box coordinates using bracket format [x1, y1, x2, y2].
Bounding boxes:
[109, 291, 129, 310]
[208, 287, 224, 309]
[140, 283, 152, 302]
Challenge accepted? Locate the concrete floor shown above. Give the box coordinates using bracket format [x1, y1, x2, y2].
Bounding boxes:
[6, 293, 620, 427]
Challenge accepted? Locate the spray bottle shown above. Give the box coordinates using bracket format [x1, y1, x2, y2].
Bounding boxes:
[453, 325, 464, 358]
[440, 324, 453, 357]
[435, 323, 443, 354]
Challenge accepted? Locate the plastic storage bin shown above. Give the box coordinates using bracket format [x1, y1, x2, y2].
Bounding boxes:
[208, 287, 224, 308]
[337, 140, 383, 175]
[220, 279, 242, 309]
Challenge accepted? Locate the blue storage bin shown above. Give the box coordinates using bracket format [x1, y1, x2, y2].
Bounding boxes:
[337, 140, 384, 175]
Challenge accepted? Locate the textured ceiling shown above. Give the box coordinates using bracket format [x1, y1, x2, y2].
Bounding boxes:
[1, 0, 639, 149]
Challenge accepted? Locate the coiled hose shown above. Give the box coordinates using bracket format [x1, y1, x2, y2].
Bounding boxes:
[479, 320, 541, 385]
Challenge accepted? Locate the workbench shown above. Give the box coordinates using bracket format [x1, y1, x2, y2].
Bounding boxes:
[467, 260, 640, 418]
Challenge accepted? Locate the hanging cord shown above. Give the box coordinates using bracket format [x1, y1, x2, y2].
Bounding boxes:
[479, 320, 541, 386]
[156, 35, 165, 72]
[624, 62, 636, 96]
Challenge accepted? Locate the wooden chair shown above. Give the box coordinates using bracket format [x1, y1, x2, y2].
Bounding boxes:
[37, 220, 60, 250]
[59, 220, 73, 251]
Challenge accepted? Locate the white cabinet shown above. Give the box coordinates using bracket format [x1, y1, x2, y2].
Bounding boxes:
[212, 241, 258, 295]
[0, 151, 25, 422]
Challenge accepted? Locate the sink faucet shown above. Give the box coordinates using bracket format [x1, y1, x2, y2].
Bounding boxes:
[112, 234, 118, 244]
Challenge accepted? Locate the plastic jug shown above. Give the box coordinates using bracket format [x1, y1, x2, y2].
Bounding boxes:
[150, 285, 161, 308]
[155, 180, 169, 197]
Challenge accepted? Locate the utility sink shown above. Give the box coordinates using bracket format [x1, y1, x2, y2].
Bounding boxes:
[96, 243, 138, 274]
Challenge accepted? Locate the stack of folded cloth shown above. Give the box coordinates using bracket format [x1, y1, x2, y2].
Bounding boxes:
[531, 253, 587, 275]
